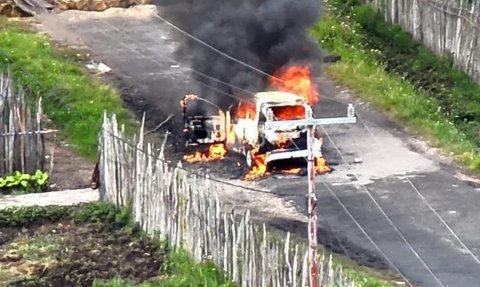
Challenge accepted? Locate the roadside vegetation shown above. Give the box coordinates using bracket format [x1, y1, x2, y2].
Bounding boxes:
[311, 0, 480, 171]
[0, 17, 135, 160]
[0, 203, 234, 286]
[92, 249, 235, 287]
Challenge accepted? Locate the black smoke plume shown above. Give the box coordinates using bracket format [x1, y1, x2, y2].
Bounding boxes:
[163, 0, 323, 113]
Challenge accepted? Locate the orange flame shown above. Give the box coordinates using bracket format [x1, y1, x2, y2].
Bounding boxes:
[183, 143, 227, 163]
[279, 158, 331, 176]
[235, 101, 256, 120]
[245, 154, 331, 180]
[315, 157, 331, 174]
[274, 133, 290, 149]
[270, 65, 319, 105]
[271, 105, 306, 121]
[244, 148, 268, 180]
[228, 124, 237, 144]
[282, 168, 302, 175]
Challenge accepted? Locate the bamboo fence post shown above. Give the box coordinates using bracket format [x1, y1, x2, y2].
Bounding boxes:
[98, 114, 357, 287]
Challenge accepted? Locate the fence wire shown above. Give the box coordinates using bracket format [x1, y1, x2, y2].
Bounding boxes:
[99, 114, 357, 287]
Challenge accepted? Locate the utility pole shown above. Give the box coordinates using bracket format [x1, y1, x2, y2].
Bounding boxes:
[306, 119, 319, 287]
[265, 103, 356, 287]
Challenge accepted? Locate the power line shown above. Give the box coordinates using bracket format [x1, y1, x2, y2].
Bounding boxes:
[101, 127, 271, 193]
[321, 182, 414, 287]
[0, 32, 264, 192]
[358, 113, 480, 268]
[9, 10, 418, 283]
[152, 13, 285, 82]
[2, 17, 427, 284]
[97, 19, 256, 103]
[190, 69, 255, 96]
[405, 177, 480, 266]
[38, 14, 428, 282]
[88, 12, 458, 286]
[319, 124, 445, 287]
[341, 109, 480, 268]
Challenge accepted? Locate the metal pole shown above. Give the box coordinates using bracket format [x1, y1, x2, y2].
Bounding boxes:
[307, 121, 319, 287]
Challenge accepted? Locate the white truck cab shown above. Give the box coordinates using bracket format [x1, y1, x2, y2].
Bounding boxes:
[182, 90, 356, 167]
[228, 91, 323, 166]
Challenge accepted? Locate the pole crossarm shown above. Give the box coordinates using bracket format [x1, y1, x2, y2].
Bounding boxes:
[264, 116, 357, 130]
[264, 102, 356, 287]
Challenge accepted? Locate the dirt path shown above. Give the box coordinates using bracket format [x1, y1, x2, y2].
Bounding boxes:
[0, 189, 98, 210]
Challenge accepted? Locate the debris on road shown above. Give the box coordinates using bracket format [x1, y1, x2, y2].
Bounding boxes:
[0, 189, 98, 210]
[86, 61, 112, 74]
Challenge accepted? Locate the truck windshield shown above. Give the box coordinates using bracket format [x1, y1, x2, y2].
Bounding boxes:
[271, 105, 305, 120]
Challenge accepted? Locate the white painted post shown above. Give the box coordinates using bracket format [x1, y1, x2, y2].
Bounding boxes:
[266, 104, 356, 287]
[306, 115, 319, 287]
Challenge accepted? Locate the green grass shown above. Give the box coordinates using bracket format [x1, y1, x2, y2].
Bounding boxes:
[0, 202, 130, 227]
[9, 234, 63, 264]
[93, 249, 235, 287]
[0, 233, 64, 284]
[311, 0, 480, 171]
[0, 17, 135, 160]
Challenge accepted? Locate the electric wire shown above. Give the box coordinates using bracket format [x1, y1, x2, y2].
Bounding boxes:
[278, 124, 415, 283]
[152, 13, 285, 82]
[117, 13, 434, 283]
[101, 127, 272, 194]
[13, 15, 442, 285]
[319, 124, 445, 287]
[358, 115, 480, 267]
[92, 20, 373, 272]
[100, 11, 479, 285]
[97, 19, 257, 100]
[2, 17, 420, 286]
[405, 177, 480, 266]
[344, 110, 480, 267]
[322, 182, 415, 287]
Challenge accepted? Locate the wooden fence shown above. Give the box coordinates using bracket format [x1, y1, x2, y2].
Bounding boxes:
[99, 114, 356, 287]
[0, 71, 48, 176]
[364, 0, 480, 84]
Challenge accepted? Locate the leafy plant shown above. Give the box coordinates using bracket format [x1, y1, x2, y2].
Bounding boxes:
[0, 170, 49, 194]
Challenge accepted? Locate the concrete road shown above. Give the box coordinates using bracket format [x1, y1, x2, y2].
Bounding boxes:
[36, 5, 480, 286]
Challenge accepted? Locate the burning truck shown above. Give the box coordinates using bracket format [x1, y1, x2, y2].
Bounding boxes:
[181, 66, 357, 180]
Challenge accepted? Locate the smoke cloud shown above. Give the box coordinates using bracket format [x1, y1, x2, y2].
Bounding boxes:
[164, 0, 323, 112]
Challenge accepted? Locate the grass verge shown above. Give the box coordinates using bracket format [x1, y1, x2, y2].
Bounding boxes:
[0, 17, 135, 160]
[311, 0, 480, 171]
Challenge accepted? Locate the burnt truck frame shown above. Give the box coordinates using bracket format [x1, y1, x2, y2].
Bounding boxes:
[182, 91, 356, 167]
